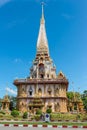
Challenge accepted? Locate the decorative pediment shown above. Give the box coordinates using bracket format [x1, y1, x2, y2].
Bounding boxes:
[2, 95, 10, 103]
[57, 71, 66, 79]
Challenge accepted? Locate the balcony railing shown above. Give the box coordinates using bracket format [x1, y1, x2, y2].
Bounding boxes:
[14, 78, 68, 83]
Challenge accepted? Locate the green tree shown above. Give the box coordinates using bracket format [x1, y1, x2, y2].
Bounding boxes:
[67, 91, 74, 101]
[0, 98, 2, 109]
[23, 112, 28, 119]
[67, 91, 81, 101]
[75, 92, 81, 100]
[9, 96, 17, 110]
[11, 110, 19, 117]
[36, 109, 42, 115]
[46, 108, 52, 114]
[81, 90, 87, 111]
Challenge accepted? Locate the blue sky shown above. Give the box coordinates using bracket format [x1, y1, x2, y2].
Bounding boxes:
[0, 0, 87, 98]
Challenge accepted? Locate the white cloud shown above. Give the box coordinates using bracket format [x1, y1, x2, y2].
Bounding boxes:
[0, 0, 11, 7]
[6, 87, 17, 95]
[6, 19, 26, 29]
[7, 20, 17, 29]
[14, 58, 22, 63]
[62, 13, 74, 19]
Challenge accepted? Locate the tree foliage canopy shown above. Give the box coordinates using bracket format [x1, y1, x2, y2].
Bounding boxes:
[81, 90, 87, 110]
[67, 91, 81, 101]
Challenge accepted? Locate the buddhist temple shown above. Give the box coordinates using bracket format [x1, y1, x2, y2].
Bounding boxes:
[14, 4, 69, 113]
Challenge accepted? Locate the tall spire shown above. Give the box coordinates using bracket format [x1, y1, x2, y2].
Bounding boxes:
[37, 2, 49, 55]
[41, 2, 45, 24]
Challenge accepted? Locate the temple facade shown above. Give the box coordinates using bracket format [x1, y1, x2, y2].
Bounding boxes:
[14, 5, 69, 113]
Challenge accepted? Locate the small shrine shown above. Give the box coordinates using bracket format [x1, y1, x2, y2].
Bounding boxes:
[1, 95, 10, 111]
[67, 94, 84, 113]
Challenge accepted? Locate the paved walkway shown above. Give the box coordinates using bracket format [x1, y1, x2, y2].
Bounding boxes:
[0, 125, 87, 130]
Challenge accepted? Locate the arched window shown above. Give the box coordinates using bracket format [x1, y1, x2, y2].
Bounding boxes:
[40, 57, 43, 62]
[47, 87, 52, 96]
[22, 87, 25, 92]
[74, 103, 77, 110]
[47, 74, 49, 78]
[29, 86, 33, 96]
[38, 88, 42, 96]
[51, 74, 53, 78]
[39, 63, 44, 78]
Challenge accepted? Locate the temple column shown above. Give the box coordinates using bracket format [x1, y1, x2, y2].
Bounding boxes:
[44, 84, 46, 96]
[35, 84, 37, 96]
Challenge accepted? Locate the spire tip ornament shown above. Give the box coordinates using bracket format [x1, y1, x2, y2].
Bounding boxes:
[41, 2, 45, 24]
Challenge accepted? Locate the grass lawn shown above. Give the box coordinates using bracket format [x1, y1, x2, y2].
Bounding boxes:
[0, 121, 87, 126]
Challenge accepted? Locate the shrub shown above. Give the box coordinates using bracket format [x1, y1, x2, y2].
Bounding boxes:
[34, 115, 41, 121]
[50, 113, 62, 121]
[76, 114, 81, 120]
[50, 113, 80, 121]
[11, 110, 19, 117]
[23, 112, 28, 119]
[83, 116, 87, 120]
[46, 108, 52, 114]
[0, 111, 5, 115]
[0, 114, 4, 118]
[36, 109, 42, 115]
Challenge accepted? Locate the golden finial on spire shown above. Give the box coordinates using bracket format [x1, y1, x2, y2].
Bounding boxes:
[41, 2, 44, 18]
[41, 2, 45, 24]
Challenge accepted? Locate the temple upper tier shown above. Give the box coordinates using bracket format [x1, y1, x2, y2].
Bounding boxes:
[30, 4, 57, 79]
